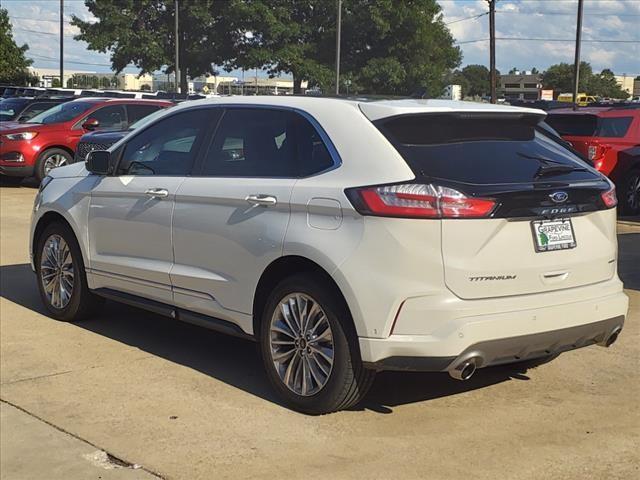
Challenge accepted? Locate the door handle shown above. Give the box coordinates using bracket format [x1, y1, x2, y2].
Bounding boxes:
[144, 188, 169, 199]
[246, 194, 277, 206]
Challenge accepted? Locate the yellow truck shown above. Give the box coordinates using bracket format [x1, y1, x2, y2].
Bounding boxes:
[557, 93, 598, 106]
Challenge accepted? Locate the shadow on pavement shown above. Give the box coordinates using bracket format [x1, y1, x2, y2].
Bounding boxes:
[0, 263, 536, 413]
[1, 232, 636, 412]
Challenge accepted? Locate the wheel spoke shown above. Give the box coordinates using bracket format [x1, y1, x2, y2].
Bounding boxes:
[280, 303, 299, 336]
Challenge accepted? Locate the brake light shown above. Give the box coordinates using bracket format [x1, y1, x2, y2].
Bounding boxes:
[588, 143, 607, 170]
[348, 183, 496, 219]
[601, 186, 617, 208]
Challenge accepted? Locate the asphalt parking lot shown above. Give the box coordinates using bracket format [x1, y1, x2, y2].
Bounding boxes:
[1, 182, 638, 480]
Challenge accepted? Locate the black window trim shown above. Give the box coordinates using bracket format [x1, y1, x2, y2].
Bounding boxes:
[109, 103, 342, 179]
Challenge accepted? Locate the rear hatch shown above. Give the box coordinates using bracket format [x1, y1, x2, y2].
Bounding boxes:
[372, 111, 617, 299]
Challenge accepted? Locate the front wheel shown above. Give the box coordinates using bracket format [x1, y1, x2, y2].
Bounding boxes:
[260, 273, 375, 415]
[35, 222, 103, 321]
[35, 148, 73, 182]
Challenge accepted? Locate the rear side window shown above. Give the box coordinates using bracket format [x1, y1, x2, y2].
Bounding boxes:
[546, 114, 634, 138]
[127, 104, 164, 124]
[595, 117, 633, 138]
[200, 108, 334, 178]
[19, 102, 60, 121]
[375, 114, 598, 184]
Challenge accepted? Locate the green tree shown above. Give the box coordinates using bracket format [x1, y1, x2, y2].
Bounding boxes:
[447, 64, 496, 97]
[72, 0, 239, 94]
[0, 7, 35, 84]
[542, 62, 593, 97]
[52, 78, 61, 88]
[590, 69, 628, 99]
[342, 0, 461, 96]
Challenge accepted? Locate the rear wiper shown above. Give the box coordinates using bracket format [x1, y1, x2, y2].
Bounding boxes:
[534, 164, 588, 178]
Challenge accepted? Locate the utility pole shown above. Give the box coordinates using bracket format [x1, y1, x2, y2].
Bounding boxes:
[175, 0, 180, 93]
[488, 0, 496, 103]
[60, 0, 64, 88]
[335, 0, 342, 95]
[572, 0, 584, 110]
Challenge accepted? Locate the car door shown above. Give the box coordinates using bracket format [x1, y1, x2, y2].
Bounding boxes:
[87, 108, 213, 303]
[171, 107, 299, 333]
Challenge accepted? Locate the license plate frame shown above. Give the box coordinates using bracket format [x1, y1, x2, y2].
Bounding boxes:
[531, 218, 577, 253]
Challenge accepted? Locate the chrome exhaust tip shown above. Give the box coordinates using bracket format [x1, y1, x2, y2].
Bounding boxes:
[604, 327, 622, 347]
[449, 358, 478, 381]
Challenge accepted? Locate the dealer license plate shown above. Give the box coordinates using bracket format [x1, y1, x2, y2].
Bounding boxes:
[531, 218, 576, 252]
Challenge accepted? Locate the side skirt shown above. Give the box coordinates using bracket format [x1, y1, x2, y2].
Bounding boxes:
[93, 288, 256, 342]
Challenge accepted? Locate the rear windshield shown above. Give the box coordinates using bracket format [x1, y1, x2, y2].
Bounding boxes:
[546, 114, 633, 138]
[375, 114, 597, 184]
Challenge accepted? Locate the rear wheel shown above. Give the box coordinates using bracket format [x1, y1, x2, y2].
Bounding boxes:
[620, 169, 640, 216]
[35, 148, 72, 182]
[35, 222, 103, 321]
[260, 273, 375, 414]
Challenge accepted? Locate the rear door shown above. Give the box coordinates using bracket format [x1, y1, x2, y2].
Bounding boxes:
[374, 113, 617, 300]
[171, 107, 298, 331]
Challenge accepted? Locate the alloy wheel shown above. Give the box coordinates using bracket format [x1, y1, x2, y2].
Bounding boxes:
[43, 153, 68, 175]
[626, 175, 640, 213]
[269, 293, 334, 396]
[40, 234, 74, 309]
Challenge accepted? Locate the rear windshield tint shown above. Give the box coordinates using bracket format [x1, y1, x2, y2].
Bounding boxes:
[546, 114, 633, 138]
[375, 114, 597, 184]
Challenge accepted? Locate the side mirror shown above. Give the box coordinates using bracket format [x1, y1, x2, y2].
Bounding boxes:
[86, 150, 111, 175]
[82, 118, 100, 131]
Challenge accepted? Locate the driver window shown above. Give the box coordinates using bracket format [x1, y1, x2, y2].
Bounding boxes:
[117, 109, 213, 176]
[88, 105, 127, 131]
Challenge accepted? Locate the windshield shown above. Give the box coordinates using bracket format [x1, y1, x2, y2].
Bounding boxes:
[546, 114, 634, 138]
[0, 99, 29, 121]
[27, 101, 94, 125]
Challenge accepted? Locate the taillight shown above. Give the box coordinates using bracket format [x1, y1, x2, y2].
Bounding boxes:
[347, 183, 496, 219]
[601, 185, 617, 208]
[588, 143, 607, 170]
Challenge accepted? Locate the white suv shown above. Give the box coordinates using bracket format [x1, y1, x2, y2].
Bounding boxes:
[30, 97, 629, 414]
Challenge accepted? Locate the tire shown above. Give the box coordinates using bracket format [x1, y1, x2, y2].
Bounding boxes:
[259, 273, 375, 414]
[35, 222, 103, 322]
[35, 148, 73, 182]
[619, 169, 640, 216]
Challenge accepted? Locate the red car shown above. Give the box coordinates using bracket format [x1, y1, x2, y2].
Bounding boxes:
[546, 107, 640, 215]
[0, 98, 171, 181]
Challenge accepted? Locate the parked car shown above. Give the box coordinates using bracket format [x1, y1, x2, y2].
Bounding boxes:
[74, 104, 174, 163]
[29, 98, 628, 414]
[0, 98, 171, 180]
[546, 107, 640, 215]
[0, 97, 73, 123]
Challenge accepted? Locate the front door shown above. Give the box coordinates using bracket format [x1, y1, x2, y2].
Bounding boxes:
[87, 108, 213, 303]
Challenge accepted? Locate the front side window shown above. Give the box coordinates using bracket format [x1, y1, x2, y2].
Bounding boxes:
[127, 104, 165, 125]
[117, 109, 213, 176]
[85, 105, 127, 131]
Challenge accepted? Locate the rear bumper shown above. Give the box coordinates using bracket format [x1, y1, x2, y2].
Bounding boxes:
[359, 286, 628, 371]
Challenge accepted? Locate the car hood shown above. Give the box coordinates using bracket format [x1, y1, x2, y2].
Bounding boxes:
[80, 129, 129, 144]
[0, 122, 55, 133]
[48, 161, 89, 179]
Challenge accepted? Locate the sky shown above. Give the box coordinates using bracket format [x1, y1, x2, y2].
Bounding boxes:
[4, 0, 640, 77]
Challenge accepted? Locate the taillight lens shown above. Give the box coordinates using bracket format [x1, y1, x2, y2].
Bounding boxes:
[601, 186, 617, 208]
[348, 183, 496, 219]
[588, 143, 607, 170]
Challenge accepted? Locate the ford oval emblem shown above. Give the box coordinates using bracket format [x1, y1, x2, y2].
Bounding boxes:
[550, 191, 569, 203]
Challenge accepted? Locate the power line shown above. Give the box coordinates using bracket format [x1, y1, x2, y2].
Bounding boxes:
[444, 12, 488, 26]
[456, 38, 639, 44]
[9, 15, 95, 24]
[496, 10, 640, 16]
